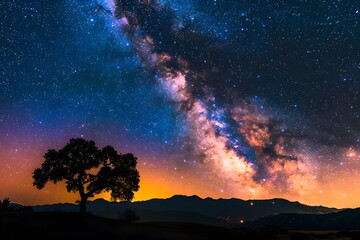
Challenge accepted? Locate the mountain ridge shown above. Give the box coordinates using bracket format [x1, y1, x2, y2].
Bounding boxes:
[29, 194, 340, 227]
[91, 194, 343, 209]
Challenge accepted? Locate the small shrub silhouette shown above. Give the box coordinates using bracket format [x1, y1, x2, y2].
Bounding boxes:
[121, 209, 140, 222]
[0, 198, 11, 212]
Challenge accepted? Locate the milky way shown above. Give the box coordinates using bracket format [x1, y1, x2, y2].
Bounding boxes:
[107, 0, 314, 197]
[0, 0, 359, 207]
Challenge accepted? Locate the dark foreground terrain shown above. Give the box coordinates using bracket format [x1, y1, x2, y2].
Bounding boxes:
[1, 212, 360, 240]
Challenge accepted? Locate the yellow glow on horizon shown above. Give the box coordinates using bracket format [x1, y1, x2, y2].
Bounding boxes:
[134, 179, 174, 201]
[1, 152, 360, 209]
[96, 178, 174, 202]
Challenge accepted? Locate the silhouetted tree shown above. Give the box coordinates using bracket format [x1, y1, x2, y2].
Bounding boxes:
[32, 138, 140, 215]
[0, 198, 10, 212]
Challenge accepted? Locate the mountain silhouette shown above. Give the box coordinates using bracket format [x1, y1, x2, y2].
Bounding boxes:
[32, 195, 339, 226]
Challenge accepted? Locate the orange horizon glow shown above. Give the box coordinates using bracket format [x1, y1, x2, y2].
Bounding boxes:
[0, 139, 359, 209]
[1, 153, 360, 209]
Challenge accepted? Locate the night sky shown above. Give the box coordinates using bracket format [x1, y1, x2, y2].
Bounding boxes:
[1, 0, 360, 208]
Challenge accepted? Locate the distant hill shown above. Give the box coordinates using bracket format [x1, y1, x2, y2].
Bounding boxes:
[242, 208, 360, 230]
[32, 195, 339, 227]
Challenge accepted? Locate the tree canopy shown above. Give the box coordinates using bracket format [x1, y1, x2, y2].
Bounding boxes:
[32, 138, 140, 214]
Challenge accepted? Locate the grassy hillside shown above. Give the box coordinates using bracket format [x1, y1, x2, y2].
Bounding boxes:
[1, 212, 359, 240]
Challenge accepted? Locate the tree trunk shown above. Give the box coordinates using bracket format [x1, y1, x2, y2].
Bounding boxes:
[79, 199, 87, 216]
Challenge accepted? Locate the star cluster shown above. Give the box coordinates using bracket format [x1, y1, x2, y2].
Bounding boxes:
[0, 0, 359, 207]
